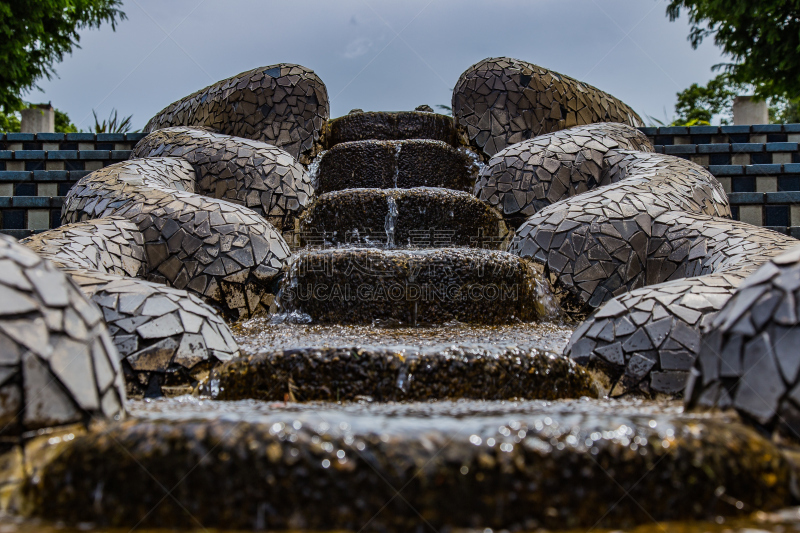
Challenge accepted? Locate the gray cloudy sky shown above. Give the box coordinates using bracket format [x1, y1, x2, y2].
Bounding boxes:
[32, 0, 727, 131]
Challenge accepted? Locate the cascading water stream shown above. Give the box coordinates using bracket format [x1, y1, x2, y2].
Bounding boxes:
[306, 149, 327, 189]
[384, 196, 398, 248]
[392, 142, 402, 188]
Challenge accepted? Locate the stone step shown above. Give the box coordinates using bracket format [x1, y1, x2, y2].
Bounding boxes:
[313, 139, 480, 194]
[25, 399, 794, 530]
[277, 247, 550, 325]
[206, 343, 598, 401]
[298, 187, 507, 248]
[325, 110, 457, 147]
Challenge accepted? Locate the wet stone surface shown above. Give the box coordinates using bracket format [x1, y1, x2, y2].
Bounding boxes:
[298, 187, 508, 248]
[325, 110, 457, 147]
[314, 139, 480, 194]
[277, 247, 552, 325]
[27, 398, 793, 531]
[206, 343, 598, 402]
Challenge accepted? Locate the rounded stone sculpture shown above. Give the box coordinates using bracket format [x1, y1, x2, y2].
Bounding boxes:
[23, 218, 238, 397]
[566, 221, 797, 395]
[144, 64, 329, 164]
[279, 248, 550, 324]
[0, 234, 125, 433]
[299, 188, 508, 248]
[325, 111, 457, 147]
[62, 157, 291, 320]
[475, 122, 654, 226]
[314, 139, 479, 194]
[505, 123, 799, 395]
[685, 245, 800, 438]
[131, 127, 314, 232]
[452, 58, 643, 158]
[509, 150, 732, 312]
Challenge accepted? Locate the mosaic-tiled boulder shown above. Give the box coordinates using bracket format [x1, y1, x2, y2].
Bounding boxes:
[62, 158, 291, 320]
[475, 123, 654, 227]
[509, 151, 731, 313]
[567, 220, 797, 395]
[144, 64, 329, 164]
[298, 188, 508, 248]
[452, 57, 643, 158]
[131, 127, 314, 231]
[23, 218, 238, 397]
[0, 234, 124, 433]
[315, 139, 479, 194]
[685, 245, 800, 438]
[325, 111, 457, 147]
[279, 248, 550, 324]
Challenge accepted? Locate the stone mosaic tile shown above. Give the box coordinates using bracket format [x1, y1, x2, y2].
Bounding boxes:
[452, 57, 643, 158]
[503, 124, 798, 395]
[144, 64, 329, 164]
[22, 218, 239, 397]
[62, 157, 291, 320]
[685, 245, 800, 440]
[475, 123, 654, 227]
[0, 234, 124, 433]
[131, 127, 314, 232]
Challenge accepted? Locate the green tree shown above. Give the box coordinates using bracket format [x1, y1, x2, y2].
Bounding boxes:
[667, 0, 800, 100]
[0, 0, 125, 112]
[0, 104, 79, 133]
[672, 73, 737, 126]
[55, 108, 78, 133]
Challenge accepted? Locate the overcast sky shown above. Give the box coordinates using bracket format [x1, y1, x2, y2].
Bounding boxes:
[31, 0, 727, 131]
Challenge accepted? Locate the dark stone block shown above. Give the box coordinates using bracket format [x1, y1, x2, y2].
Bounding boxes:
[709, 153, 731, 166]
[14, 183, 35, 196]
[2, 209, 24, 229]
[765, 205, 789, 227]
[751, 153, 772, 165]
[778, 176, 800, 191]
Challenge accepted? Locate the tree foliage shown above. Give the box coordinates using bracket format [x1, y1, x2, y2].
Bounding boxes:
[0, 104, 78, 133]
[0, 0, 125, 112]
[667, 0, 800, 99]
[672, 73, 737, 125]
[671, 73, 800, 126]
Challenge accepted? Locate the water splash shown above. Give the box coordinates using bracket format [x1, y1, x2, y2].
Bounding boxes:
[385, 196, 399, 248]
[306, 149, 327, 189]
[534, 276, 562, 321]
[458, 147, 486, 180]
[392, 143, 402, 188]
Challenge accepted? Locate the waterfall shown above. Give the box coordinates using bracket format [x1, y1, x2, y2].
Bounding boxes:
[458, 147, 486, 182]
[392, 143, 401, 188]
[385, 196, 398, 248]
[306, 149, 327, 189]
